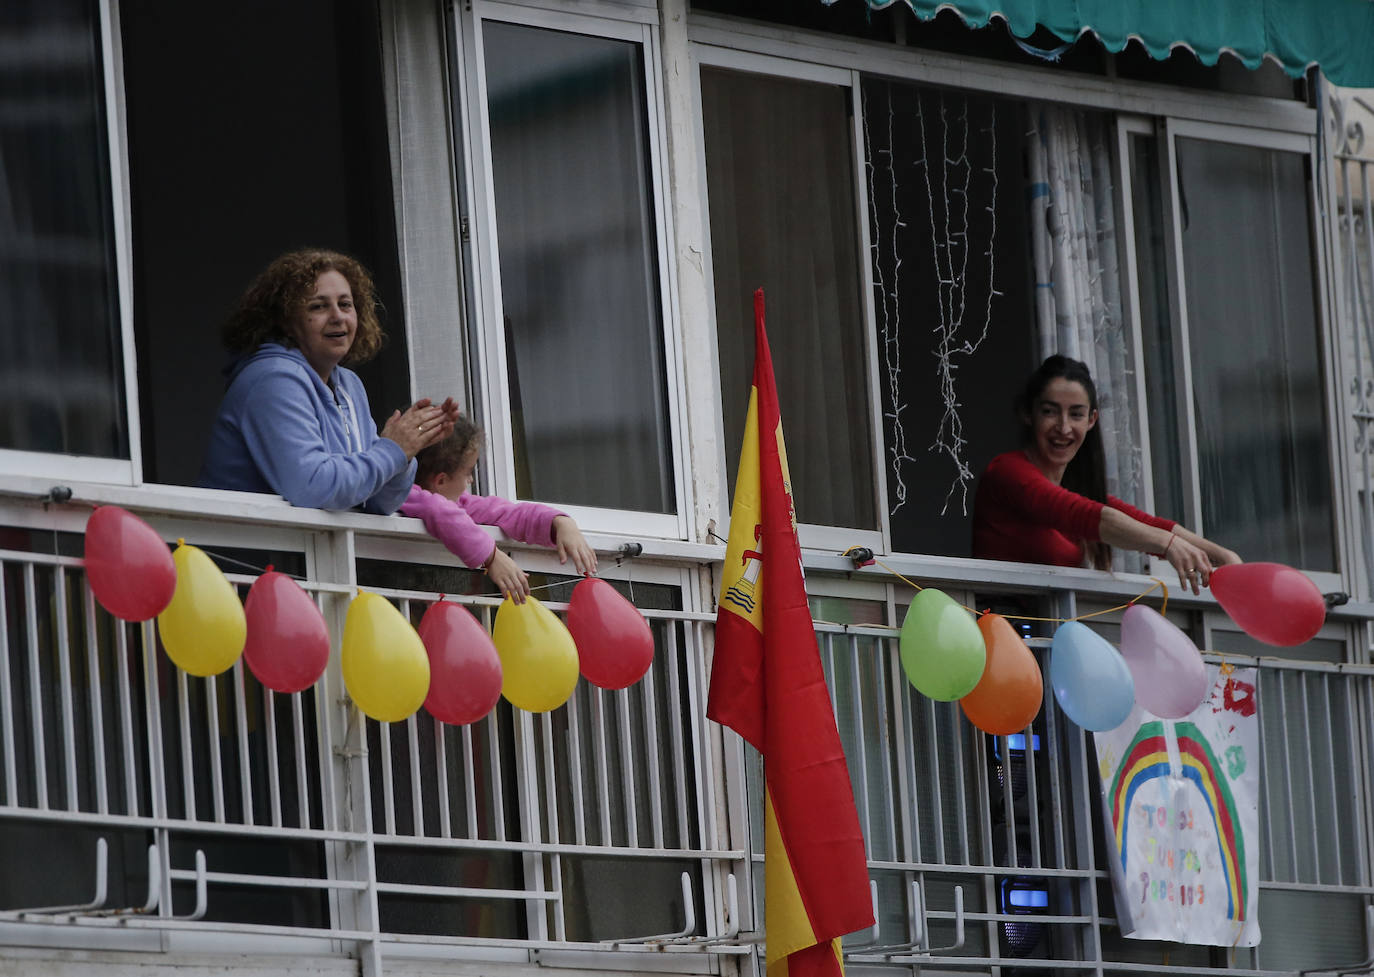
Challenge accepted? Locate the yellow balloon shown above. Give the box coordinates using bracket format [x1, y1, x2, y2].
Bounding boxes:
[342, 592, 430, 722]
[157, 541, 246, 677]
[493, 597, 579, 713]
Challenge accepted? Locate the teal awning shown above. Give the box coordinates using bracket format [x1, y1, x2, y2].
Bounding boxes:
[849, 0, 1374, 88]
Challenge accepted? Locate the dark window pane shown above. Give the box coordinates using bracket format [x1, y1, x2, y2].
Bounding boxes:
[1176, 139, 1334, 570]
[703, 67, 875, 530]
[0, 0, 126, 458]
[485, 22, 673, 512]
[120, 0, 408, 487]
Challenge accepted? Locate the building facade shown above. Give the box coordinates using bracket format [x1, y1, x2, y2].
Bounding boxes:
[2, 1, 1373, 974]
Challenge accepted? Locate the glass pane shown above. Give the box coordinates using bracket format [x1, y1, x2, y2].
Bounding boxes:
[1128, 132, 1185, 524]
[702, 67, 875, 530]
[1, 0, 126, 458]
[484, 22, 673, 513]
[1176, 138, 1335, 570]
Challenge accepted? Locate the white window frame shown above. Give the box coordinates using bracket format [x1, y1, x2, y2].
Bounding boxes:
[454, 0, 692, 543]
[690, 45, 889, 557]
[1116, 114, 1347, 591]
[0, 0, 142, 489]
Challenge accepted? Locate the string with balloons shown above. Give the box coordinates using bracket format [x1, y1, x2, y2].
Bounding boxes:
[80, 503, 657, 726]
[839, 546, 1327, 734]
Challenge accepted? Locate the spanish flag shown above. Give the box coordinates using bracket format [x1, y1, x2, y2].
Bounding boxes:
[708, 290, 873, 977]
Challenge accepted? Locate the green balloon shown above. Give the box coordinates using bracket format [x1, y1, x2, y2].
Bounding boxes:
[899, 589, 986, 701]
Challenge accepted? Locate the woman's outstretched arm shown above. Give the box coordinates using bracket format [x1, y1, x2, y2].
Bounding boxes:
[1097, 508, 1233, 595]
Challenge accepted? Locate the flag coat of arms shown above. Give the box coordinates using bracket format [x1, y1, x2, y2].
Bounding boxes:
[708, 290, 874, 977]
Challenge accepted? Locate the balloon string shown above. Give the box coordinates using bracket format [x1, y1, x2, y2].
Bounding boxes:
[838, 546, 1171, 629]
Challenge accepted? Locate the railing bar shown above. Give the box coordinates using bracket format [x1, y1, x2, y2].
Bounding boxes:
[114, 621, 138, 817]
[0, 563, 16, 806]
[842, 633, 872, 859]
[140, 620, 169, 827]
[617, 686, 639, 849]
[871, 633, 899, 860]
[488, 707, 507, 843]
[233, 662, 254, 827]
[265, 687, 283, 828]
[566, 678, 588, 847]
[541, 713, 565, 942]
[1025, 713, 1043, 870]
[663, 624, 691, 848]
[684, 619, 716, 853]
[310, 591, 339, 832]
[435, 717, 452, 840]
[206, 674, 226, 824]
[1320, 675, 1342, 885]
[1255, 667, 1276, 882]
[1277, 671, 1299, 882]
[1043, 652, 1069, 865]
[1355, 676, 1372, 888]
[82, 588, 109, 816]
[380, 720, 396, 836]
[925, 692, 946, 864]
[1298, 673, 1320, 881]
[178, 669, 195, 821]
[291, 691, 311, 829]
[1000, 734, 1018, 870]
[640, 653, 665, 850]
[823, 628, 838, 722]
[462, 723, 479, 840]
[23, 564, 48, 809]
[54, 567, 79, 812]
[592, 687, 612, 845]
[949, 700, 971, 866]
[407, 712, 424, 837]
[887, 635, 919, 863]
[973, 721, 994, 869]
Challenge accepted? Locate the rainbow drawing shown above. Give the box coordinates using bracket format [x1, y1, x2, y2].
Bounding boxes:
[1107, 721, 1247, 922]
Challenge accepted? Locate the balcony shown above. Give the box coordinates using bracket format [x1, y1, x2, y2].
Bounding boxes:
[0, 483, 1371, 975]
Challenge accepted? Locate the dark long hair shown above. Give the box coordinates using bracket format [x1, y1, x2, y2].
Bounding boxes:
[1017, 354, 1111, 569]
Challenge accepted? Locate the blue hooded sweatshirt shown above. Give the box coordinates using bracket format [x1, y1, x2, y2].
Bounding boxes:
[199, 343, 415, 514]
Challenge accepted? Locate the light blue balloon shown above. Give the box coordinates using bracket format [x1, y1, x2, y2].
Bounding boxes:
[1049, 621, 1135, 731]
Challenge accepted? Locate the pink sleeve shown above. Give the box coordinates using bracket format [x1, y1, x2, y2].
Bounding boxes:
[459, 493, 566, 548]
[994, 452, 1105, 541]
[399, 484, 497, 570]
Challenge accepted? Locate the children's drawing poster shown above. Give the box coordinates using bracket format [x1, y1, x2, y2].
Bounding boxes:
[1093, 665, 1261, 947]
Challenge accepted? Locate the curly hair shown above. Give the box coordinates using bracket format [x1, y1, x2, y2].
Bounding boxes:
[221, 249, 386, 364]
[415, 416, 485, 490]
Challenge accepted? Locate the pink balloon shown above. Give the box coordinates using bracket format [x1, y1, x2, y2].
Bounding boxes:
[1120, 605, 1207, 718]
[1211, 562, 1325, 647]
[84, 506, 177, 621]
[566, 578, 654, 690]
[417, 601, 502, 725]
[243, 571, 330, 694]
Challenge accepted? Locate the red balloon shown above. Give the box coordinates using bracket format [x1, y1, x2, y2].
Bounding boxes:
[83, 506, 176, 621]
[566, 578, 654, 690]
[1211, 562, 1325, 647]
[417, 601, 502, 725]
[960, 613, 1043, 735]
[243, 571, 330, 694]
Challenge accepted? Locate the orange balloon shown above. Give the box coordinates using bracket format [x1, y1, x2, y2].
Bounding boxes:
[960, 613, 1043, 735]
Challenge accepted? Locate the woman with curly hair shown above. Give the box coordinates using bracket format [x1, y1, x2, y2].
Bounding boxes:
[200, 249, 457, 513]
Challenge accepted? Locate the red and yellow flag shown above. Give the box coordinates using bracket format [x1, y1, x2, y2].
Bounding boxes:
[708, 290, 873, 977]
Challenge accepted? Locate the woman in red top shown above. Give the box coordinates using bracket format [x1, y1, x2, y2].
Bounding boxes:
[972, 355, 1239, 593]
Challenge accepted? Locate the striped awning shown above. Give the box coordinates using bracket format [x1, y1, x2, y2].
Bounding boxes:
[839, 0, 1374, 87]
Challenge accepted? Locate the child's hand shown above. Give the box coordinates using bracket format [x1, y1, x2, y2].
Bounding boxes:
[485, 548, 530, 604]
[553, 516, 597, 575]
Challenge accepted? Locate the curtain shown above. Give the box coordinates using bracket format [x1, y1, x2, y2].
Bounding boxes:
[1027, 106, 1143, 514]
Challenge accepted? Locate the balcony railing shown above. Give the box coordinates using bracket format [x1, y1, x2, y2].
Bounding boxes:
[1, 488, 1372, 975]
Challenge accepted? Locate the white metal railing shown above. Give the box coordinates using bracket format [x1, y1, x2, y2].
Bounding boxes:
[1, 498, 1372, 975]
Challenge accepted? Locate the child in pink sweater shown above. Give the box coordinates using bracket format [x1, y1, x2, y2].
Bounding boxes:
[400, 419, 597, 602]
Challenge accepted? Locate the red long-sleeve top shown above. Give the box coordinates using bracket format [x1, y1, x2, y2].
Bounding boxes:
[971, 450, 1175, 567]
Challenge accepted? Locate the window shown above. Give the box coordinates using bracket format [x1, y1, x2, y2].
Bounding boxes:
[476, 17, 677, 518]
[701, 65, 878, 535]
[1128, 124, 1336, 571]
[1, 0, 127, 464]
[120, 0, 409, 488]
